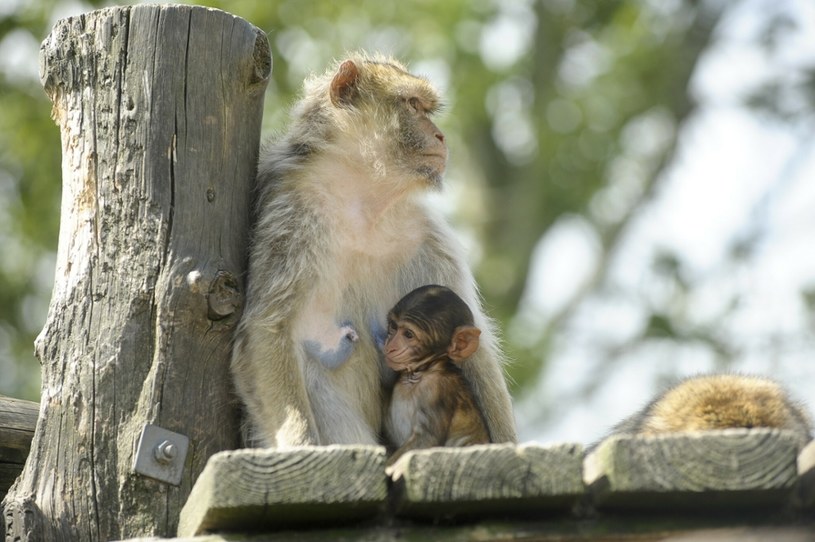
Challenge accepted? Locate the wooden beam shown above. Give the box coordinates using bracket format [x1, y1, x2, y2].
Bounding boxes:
[0, 396, 38, 518]
[389, 443, 585, 519]
[177, 446, 388, 536]
[584, 428, 801, 509]
[121, 521, 815, 542]
[0, 396, 38, 540]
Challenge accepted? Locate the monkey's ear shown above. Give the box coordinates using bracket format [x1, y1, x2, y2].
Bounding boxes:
[447, 325, 481, 364]
[330, 60, 360, 107]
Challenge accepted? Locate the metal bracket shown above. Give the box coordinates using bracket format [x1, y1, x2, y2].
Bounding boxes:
[132, 423, 189, 486]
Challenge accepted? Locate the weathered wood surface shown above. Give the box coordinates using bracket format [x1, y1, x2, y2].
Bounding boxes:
[121, 522, 815, 542]
[3, 5, 270, 541]
[389, 443, 584, 519]
[584, 428, 801, 509]
[115, 435, 815, 541]
[177, 446, 388, 536]
[0, 396, 38, 496]
[122, 521, 815, 542]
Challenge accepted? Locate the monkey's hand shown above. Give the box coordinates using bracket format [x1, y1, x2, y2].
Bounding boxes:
[384, 444, 411, 478]
[369, 316, 388, 352]
[302, 321, 359, 369]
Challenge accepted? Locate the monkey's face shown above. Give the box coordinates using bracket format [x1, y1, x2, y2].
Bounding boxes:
[395, 97, 448, 187]
[326, 58, 448, 188]
[384, 316, 438, 372]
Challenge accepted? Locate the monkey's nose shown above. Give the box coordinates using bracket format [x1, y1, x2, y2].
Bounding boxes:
[435, 132, 444, 143]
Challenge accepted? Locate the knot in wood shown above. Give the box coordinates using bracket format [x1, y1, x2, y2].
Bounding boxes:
[207, 270, 241, 320]
[251, 30, 272, 86]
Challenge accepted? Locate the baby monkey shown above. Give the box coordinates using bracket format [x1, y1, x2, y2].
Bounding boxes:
[383, 285, 490, 468]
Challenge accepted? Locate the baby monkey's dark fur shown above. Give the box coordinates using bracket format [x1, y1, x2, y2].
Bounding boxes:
[384, 285, 490, 469]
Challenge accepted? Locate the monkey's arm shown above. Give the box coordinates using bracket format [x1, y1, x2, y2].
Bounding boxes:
[302, 322, 359, 369]
[403, 218, 518, 444]
[457, 329, 516, 443]
[232, 329, 319, 447]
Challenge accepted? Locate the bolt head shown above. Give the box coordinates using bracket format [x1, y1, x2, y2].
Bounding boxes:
[154, 440, 178, 464]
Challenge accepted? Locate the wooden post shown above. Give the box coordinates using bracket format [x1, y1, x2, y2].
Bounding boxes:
[2, 5, 271, 540]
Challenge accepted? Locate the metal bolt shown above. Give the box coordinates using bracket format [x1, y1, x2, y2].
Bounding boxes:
[154, 440, 178, 465]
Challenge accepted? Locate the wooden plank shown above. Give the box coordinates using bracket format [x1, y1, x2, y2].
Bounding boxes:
[177, 446, 388, 536]
[656, 528, 815, 542]
[0, 427, 36, 465]
[119, 521, 815, 542]
[584, 428, 801, 509]
[389, 442, 584, 520]
[0, 396, 39, 431]
[0, 396, 38, 502]
[0, 396, 38, 464]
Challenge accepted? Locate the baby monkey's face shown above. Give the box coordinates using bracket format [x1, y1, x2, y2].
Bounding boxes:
[383, 315, 439, 372]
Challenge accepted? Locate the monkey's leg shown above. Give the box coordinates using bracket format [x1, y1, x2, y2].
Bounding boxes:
[232, 321, 321, 448]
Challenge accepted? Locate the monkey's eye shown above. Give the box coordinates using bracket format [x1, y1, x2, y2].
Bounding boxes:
[403, 329, 415, 340]
[407, 97, 422, 113]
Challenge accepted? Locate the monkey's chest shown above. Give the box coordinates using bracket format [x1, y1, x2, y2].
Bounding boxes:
[387, 381, 430, 444]
[333, 202, 427, 261]
[388, 395, 417, 445]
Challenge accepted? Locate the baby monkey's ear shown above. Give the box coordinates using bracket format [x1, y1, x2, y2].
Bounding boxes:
[330, 60, 360, 107]
[447, 325, 481, 365]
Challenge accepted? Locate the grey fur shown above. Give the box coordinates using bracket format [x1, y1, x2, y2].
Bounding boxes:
[230, 52, 517, 447]
[589, 373, 813, 452]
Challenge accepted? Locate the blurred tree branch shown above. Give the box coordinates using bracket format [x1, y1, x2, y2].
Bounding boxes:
[473, 1, 724, 392]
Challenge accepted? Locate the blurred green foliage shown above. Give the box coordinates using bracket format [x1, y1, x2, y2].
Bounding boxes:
[1, 1, 811, 418]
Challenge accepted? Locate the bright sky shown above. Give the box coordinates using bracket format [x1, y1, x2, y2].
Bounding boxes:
[516, 0, 815, 444]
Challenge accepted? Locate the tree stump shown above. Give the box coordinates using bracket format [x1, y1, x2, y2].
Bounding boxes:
[2, 5, 271, 540]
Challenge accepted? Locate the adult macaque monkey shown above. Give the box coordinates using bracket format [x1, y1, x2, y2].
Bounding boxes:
[231, 52, 517, 447]
[383, 285, 490, 467]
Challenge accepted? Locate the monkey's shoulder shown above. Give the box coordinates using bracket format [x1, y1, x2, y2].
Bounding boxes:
[427, 362, 483, 414]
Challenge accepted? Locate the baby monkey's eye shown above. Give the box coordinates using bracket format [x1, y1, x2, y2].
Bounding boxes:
[403, 329, 415, 340]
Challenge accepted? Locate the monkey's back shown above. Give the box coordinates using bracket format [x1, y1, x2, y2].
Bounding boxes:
[439, 364, 490, 446]
[611, 374, 813, 444]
